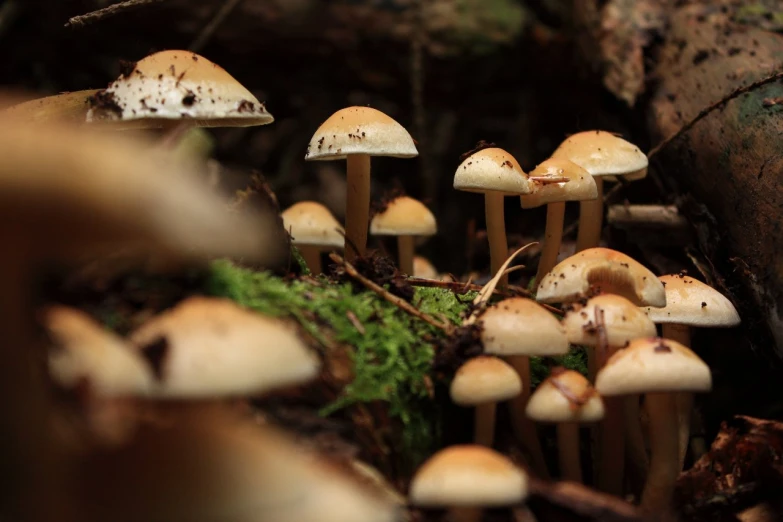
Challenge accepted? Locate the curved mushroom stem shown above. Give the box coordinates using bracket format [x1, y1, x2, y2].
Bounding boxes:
[662, 323, 693, 470]
[536, 201, 566, 283]
[484, 192, 508, 288]
[345, 154, 371, 261]
[299, 245, 323, 275]
[474, 402, 497, 447]
[507, 355, 550, 478]
[397, 235, 415, 276]
[641, 392, 679, 514]
[575, 177, 603, 252]
[624, 394, 650, 494]
[557, 422, 582, 482]
[449, 508, 482, 522]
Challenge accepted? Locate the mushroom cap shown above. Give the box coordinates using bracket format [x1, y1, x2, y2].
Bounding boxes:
[3, 89, 101, 124]
[563, 294, 657, 347]
[520, 158, 598, 208]
[479, 298, 569, 356]
[409, 445, 528, 507]
[281, 201, 344, 248]
[595, 337, 712, 395]
[44, 306, 154, 396]
[454, 147, 532, 195]
[536, 247, 666, 307]
[128, 297, 320, 398]
[86, 50, 273, 129]
[526, 369, 604, 423]
[304, 106, 417, 160]
[0, 118, 279, 262]
[370, 196, 436, 236]
[450, 356, 522, 406]
[550, 130, 648, 180]
[412, 256, 439, 279]
[643, 274, 741, 327]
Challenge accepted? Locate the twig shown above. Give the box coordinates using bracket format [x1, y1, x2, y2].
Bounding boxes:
[65, 0, 166, 28]
[329, 253, 453, 333]
[606, 204, 688, 229]
[648, 69, 783, 158]
[345, 310, 366, 335]
[189, 0, 244, 54]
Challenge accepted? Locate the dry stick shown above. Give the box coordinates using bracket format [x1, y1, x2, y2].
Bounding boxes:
[329, 253, 452, 332]
[65, 0, 165, 28]
[189, 0, 244, 53]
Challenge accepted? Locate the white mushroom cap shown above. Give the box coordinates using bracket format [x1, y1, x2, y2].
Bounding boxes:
[370, 196, 436, 236]
[305, 106, 417, 160]
[44, 306, 154, 396]
[281, 201, 344, 248]
[86, 50, 273, 129]
[643, 274, 741, 327]
[479, 298, 569, 357]
[412, 256, 439, 279]
[595, 337, 712, 396]
[128, 297, 320, 398]
[536, 247, 666, 307]
[450, 356, 522, 406]
[526, 369, 604, 423]
[563, 294, 657, 347]
[409, 445, 528, 507]
[454, 147, 532, 195]
[520, 158, 598, 208]
[550, 130, 648, 181]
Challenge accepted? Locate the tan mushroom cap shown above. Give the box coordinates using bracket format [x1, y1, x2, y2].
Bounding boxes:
[44, 306, 154, 396]
[526, 369, 604, 423]
[413, 256, 439, 279]
[370, 196, 437, 236]
[3, 89, 101, 124]
[536, 247, 666, 307]
[281, 201, 344, 248]
[454, 147, 532, 195]
[409, 445, 528, 507]
[479, 298, 569, 356]
[550, 130, 648, 181]
[86, 50, 273, 129]
[128, 297, 320, 398]
[305, 106, 418, 161]
[643, 274, 741, 327]
[595, 337, 712, 396]
[563, 294, 656, 347]
[520, 158, 598, 208]
[450, 356, 522, 406]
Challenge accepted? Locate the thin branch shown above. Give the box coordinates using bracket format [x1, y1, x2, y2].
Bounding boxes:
[65, 0, 166, 28]
[329, 253, 453, 333]
[189, 0, 244, 54]
[648, 69, 783, 158]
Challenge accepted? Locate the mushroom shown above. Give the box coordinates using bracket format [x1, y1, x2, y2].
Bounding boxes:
[86, 50, 274, 144]
[305, 107, 418, 261]
[596, 337, 711, 514]
[413, 256, 439, 279]
[128, 296, 320, 398]
[370, 195, 436, 275]
[454, 147, 532, 286]
[3, 89, 101, 124]
[450, 356, 522, 446]
[479, 297, 569, 477]
[536, 247, 666, 307]
[563, 294, 656, 495]
[520, 158, 597, 283]
[409, 445, 528, 522]
[526, 368, 604, 482]
[550, 131, 648, 252]
[281, 201, 345, 275]
[643, 274, 740, 467]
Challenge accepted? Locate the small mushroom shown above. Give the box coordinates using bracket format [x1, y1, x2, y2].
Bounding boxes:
[282, 201, 344, 275]
[412, 256, 439, 279]
[370, 195, 436, 275]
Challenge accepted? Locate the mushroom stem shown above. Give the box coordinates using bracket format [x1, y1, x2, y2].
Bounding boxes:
[449, 508, 482, 522]
[397, 235, 415, 276]
[536, 201, 566, 283]
[299, 245, 323, 275]
[160, 121, 194, 149]
[624, 395, 649, 493]
[507, 355, 550, 478]
[557, 422, 582, 482]
[662, 323, 693, 470]
[599, 395, 625, 495]
[641, 392, 679, 514]
[345, 154, 371, 261]
[474, 403, 497, 447]
[575, 177, 603, 252]
[484, 191, 508, 287]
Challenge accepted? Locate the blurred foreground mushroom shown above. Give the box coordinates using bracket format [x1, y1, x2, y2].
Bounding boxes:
[3, 89, 101, 124]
